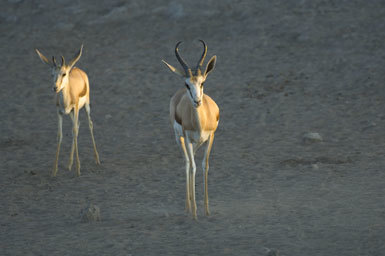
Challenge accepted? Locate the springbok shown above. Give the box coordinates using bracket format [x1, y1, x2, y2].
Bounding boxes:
[35, 45, 100, 176]
[162, 40, 219, 219]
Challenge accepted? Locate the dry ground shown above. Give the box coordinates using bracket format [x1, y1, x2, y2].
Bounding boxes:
[1, 0, 385, 255]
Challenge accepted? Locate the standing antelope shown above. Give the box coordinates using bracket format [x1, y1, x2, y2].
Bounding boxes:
[162, 40, 219, 219]
[35, 45, 100, 176]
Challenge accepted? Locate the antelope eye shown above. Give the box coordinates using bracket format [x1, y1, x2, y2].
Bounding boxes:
[201, 83, 204, 88]
[62, 73, 66, 77]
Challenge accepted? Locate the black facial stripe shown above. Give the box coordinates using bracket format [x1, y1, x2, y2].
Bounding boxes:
[188, 87, 194, 99]
[185, 82, 200, 100]
[185, 83, 193, 97]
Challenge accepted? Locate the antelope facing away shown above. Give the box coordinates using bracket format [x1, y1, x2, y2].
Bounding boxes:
[35, 45, 100, 176]
[162, 40, 219, 219]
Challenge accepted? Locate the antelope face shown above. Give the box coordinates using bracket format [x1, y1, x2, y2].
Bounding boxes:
[185, 75, 205, 107]
[163, 40, 217, 109]
[52, 65, 70, 93]
[35, 45, 83, 94]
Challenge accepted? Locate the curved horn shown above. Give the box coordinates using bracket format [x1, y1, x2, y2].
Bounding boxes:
[196, 40, 207, 75]
[175, 41, 192, 77]
[52, 56, 57, 67]
[68, 44, 83, 68]
[61, 55, 65, 66]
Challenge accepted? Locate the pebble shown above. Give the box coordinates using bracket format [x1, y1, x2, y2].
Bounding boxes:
[81, 204, 101, 223]
[303, 132, 323, 144]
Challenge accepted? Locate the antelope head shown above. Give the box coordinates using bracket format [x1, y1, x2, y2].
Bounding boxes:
[163, 40, 217, 108]
[35, 45, 83, 93]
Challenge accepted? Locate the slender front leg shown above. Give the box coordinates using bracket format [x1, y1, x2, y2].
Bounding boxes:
[53, 110, 63, 177]
[202, 133, 215, 216]
[68, 111, 75, 170]
[68, 111, 80, 171]
[85, 104, 100, 164]
[185, 137, 197, 219]
[179, 136, 191, 213]
[72, 106, 81, 176]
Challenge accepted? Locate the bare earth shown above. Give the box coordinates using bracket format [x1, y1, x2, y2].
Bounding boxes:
[1, 0, 385, 255]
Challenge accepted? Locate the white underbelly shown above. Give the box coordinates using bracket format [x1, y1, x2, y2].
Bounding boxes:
[189, 130, 210, 144]
[173, 121, 211, 144]
[63, 96, 88, 114]
[78, 96, 87, 109]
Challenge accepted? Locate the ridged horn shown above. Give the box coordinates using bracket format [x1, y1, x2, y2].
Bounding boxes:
[196, 40, 207, 75]
[175, 41, 192, 77]
[52, 56, 57, 67]
[61, 56, 65, 66]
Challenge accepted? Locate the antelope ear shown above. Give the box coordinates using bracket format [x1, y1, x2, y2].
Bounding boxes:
[204, 55, 216, 77]
[35, 49, 51, 66]
[162, 60, 185, 77]
[68, 44, 83, 68]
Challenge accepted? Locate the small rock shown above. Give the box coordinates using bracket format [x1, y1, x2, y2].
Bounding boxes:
[81, 204, 101, 223]
[303, 132, 323, 144]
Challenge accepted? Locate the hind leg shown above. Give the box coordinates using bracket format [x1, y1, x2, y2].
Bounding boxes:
[85, 104, 100, 164]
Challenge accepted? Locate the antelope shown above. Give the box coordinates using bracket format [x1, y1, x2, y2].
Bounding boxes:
[35, 45, 100, 176]
[162, 40, 219, 219]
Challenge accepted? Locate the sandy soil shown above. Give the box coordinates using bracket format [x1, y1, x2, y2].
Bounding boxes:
[1, 0, 385, 255]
